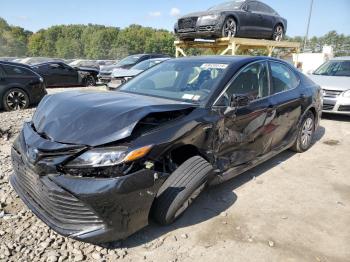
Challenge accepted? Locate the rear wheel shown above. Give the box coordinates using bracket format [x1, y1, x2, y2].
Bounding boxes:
[222, 17, 237, 38]
[2, 88, 29, 111]
[272, 25, 284, 41]
[153, 156, 213, 225]
[291, 111, 315, 152]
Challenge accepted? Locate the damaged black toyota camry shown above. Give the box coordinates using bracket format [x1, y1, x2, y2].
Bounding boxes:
[11, 56, 322, 244]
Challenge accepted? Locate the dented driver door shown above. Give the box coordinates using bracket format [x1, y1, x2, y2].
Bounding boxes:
[212, 61, 273, 171]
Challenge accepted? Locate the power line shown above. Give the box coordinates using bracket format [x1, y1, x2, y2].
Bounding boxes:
[303, 0, 315, 50]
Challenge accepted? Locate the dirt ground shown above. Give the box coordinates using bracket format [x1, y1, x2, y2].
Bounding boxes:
[0, 87, 349, 262]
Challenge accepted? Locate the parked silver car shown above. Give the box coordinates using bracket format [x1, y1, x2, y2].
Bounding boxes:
[309, 57, 350, 115]
[107, 58, 170, 90]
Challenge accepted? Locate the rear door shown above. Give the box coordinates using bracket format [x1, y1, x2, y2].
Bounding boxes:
[268, 61, 303, 151]
[213, 61, 272, 169]
[48, 63, 78, 86]
[0, 66, 8, 91]
[256, 3, 274, 37]
[240, 1, 262, 37]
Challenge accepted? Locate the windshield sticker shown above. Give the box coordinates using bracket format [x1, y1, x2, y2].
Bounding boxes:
[193, 95, 201, 101]
[182, 94, 195, 100]
[201, 63, 228, 69]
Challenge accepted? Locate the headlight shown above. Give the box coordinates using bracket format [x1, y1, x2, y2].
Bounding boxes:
[200, 14, 219, 20]
[343, 90, 350, 98]
[39, 77, 44, 83]
[65, 145, 152, 168]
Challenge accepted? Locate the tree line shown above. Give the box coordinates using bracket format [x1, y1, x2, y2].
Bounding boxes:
[0, 17, 349, 59]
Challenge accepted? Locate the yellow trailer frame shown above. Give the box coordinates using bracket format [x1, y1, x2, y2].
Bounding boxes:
[175, 37, 301, 58]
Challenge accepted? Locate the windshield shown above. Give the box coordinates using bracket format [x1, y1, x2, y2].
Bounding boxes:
[314, 60, 350, 77]
[208, 0, 244, 11]
[120, 60, 229, 104]
[131, 60, 164, 71]
[116, 55, 141, 67]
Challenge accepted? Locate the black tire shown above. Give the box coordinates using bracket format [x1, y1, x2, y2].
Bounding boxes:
[291, 111, 315, 152]
[222, 17, 237, 38]
[84, 76, 96, 87]
[272, 24, 284, 41]
[2, 88, 30, 111]
[153, 156, 213, 225]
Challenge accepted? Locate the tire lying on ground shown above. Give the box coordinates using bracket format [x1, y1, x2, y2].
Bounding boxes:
[153, 156, 213, 225]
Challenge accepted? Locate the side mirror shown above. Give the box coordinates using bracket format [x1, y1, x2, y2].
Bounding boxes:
[230, 95, 250, 108]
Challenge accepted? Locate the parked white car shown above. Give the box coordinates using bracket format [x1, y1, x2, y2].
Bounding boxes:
[309, 57, 350, 115]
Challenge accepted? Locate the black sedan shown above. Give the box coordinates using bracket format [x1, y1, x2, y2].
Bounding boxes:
[31, 62, 98, 88]
[11, 56, 321, 243]
[0, 61, 47, 111]
[175, 0, 287, 41]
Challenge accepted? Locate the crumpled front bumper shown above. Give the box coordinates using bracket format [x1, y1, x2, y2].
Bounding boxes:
[10, 124, 167, 243]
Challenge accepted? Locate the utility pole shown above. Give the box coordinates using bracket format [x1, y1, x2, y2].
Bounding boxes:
[303, 0, 314, 51]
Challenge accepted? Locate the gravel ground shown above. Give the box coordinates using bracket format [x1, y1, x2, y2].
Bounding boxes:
[0, 87, 350, 262]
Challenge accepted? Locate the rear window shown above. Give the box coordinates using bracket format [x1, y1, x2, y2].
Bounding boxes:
[2, 65, 36, 77]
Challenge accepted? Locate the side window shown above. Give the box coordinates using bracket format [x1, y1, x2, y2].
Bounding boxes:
[224, 62, 269, 103]
[258, 3, 270, 13]
[270, 62, 299, 94]
[2, 65, 35, 77]
[247, 2, 259, 12]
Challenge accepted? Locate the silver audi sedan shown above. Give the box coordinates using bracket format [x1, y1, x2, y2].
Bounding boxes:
[309, 57, 350, 115]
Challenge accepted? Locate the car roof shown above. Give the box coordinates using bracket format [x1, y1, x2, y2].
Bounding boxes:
[32, 61, 68, 66]
[172, 55, 278, 65]
[0, 61, 32, 68]
[331, 57, 350, 61]
[148, 58, 171, 62]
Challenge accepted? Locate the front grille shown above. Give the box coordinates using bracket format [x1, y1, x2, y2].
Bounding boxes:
[323, 89, 343, 98]
[338, 105, 350, 112]
[99, 72, 111, 76]
[12, 152, 103, 234]
[323, 104, 334, 111]
[178, 17, 198, 31]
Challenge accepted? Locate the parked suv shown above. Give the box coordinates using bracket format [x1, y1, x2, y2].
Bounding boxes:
[11, 56, 321, 243]
[0, 61, 47, 111]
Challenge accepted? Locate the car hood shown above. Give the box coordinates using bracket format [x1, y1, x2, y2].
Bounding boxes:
[78, 67, 99, 73]
[180, 11, 221, 18]
[32, 91, 195, 146]
[111, 68, 142, 78]
[99, 65, 123, 73]
[308, 74, 350, 91]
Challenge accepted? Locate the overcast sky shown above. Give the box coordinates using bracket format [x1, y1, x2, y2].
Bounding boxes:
[0, 0, 349, 37]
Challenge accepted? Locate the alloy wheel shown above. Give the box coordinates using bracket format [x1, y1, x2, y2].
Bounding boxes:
[222, 18, 237, 38]
[273, 25, 284, 41]
[5, 90, 28, 111]
[301, 118, 314, 148]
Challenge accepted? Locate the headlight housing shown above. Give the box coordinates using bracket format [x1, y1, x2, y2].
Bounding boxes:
[65, 145, 152, 168]
[343, 90, 350, 98]
[200, 14, 219, 21]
